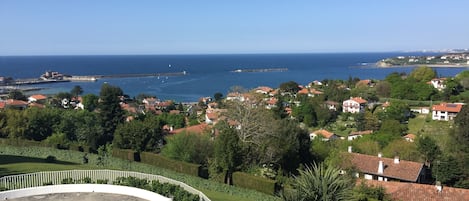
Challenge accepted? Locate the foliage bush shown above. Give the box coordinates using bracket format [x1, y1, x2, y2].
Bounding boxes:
[161, 131, 213, 166]
[232, 172, 277, 195]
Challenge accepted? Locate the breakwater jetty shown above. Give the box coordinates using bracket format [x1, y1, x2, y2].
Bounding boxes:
[1, 71, 188, 86]
[230, 68, 288, 73]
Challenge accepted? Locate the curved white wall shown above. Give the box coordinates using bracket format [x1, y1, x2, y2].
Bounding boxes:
[0, 184, 172, 201]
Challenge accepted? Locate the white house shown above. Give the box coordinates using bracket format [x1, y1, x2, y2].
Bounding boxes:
[410, 107, 430, 114]
[343, 97, 367, 113]
[432, 102, 463, 121]
[429, 78, 446, 91]
[347, 130, 373, 141]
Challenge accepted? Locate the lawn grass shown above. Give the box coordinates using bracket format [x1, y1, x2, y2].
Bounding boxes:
[407, 114, 453, 151]
[201, 188, 264, 201]
[0, 146, 280, 201]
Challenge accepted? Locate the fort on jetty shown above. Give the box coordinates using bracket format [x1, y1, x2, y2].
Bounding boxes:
[2, 70, 188, 86]
[230, 67, 288, 73]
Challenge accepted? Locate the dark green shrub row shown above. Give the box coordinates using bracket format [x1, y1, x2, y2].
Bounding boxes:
[140, 151, 201, 177]
[113, 176, 199, 201]
[111, 149, 138, 161]
[0, 138, 94, 153]
[232, 172, 277, 195]
[0, 138, 44, 147]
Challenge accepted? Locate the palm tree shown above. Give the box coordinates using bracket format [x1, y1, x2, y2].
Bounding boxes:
[283, 163, 353, 201]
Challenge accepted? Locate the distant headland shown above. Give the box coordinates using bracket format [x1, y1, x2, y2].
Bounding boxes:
[377, 52, 469, 68]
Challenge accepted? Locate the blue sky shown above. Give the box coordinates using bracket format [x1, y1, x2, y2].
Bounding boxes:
[1, 0, 468, 55]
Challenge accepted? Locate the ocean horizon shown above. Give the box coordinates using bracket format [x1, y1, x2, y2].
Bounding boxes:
[1, 53, 467, 102]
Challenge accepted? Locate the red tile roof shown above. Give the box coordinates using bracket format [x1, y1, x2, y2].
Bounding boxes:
[403, 133, 416, 141]
[356, 79, 372, 87]
[206, 112, 218, 120]
[350, 97, 368, 104]
[255, 86, 273, 93]
[298, 88, 309, 94]
[0, 102, 5, 109]
[266, 98, 277, 105]
[364, 180, 469, 201]
[6, 99, 28, 106]
[29, 94, 47, 100]
[432, 103, 463, 113]
[311, 88, 323, 95]
[171, 123, 211, 135]
[350, 153, 423, 182]
[312, 129, 336, 139]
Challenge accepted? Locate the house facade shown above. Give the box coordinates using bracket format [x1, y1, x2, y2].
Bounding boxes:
[432, 102, 463, 121]
[342, 97, 367, 113]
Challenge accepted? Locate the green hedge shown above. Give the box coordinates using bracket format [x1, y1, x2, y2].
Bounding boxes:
[0, 138, 45, 147]
[112, 149, 138, 161]
[232, 172, 277, 195]
[140, 151, 201, 177]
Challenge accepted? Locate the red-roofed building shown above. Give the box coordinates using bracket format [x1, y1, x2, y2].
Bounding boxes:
[0, 102, 6, 110]
[254, 86, 273, 95]
[265, 97, 278, 109]
[170, 123, 212, 135]
[355, 79, 373, 88]
[364, 180, 469, 201]
[403, 133, 417, 142]
[297, 88, 324, 97]
[120, 103, 137, 114]
[343, 97, 368, 113]
[28, 94, 47, 103]
[205, 111, 218, 124]
[348, 151, 425, 183]
[432, 102, 464, 121]
[297, 88, 309, 95]
[325, 101, 339, 111]
[6, 99, 28, 109]
[310, 129, 339, 141]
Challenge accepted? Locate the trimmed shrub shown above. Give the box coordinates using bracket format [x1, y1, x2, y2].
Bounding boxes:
[112, 149, 138, 161]
[44, 155, 57, 163]
[232, 172, 277, 195]
[140, 152, 201, 177]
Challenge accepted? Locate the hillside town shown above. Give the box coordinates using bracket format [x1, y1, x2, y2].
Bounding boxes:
[1, 66, 469, 201]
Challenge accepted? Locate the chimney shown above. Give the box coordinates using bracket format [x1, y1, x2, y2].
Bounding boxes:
[348, 146, 352, 153]
[435, 181, 442, 193]
[394, 156, 400, 164]
[378, 160, 384, 174]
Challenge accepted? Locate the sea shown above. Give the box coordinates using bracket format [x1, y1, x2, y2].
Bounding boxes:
[0, 53, 467, 102]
